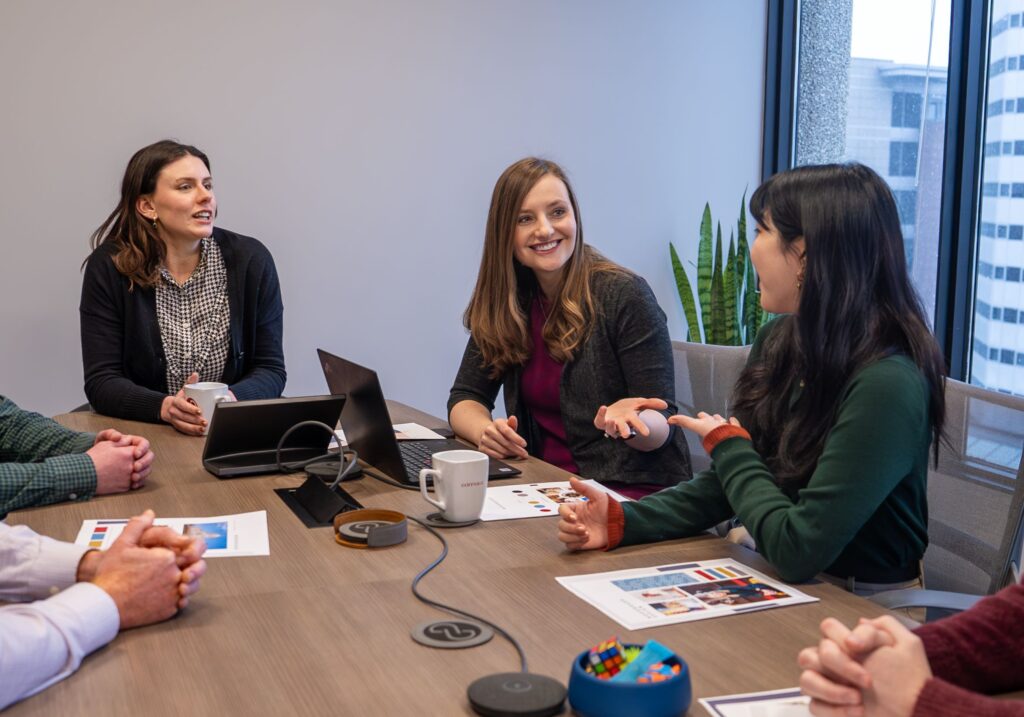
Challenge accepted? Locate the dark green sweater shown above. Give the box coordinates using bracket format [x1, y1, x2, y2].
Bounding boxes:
[620, 319, 930, 584]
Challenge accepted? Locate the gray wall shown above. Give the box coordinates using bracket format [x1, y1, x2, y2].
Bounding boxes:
[0, 0, 765, 419]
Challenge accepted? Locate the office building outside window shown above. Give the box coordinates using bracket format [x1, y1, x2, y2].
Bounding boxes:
[793, 0, 949, 323]
[973, 0, 1024, 396]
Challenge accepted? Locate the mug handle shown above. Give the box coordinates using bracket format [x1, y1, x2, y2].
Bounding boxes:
[419, 468, 445, 512]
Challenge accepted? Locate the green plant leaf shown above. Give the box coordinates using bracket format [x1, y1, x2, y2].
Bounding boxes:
[678, 193, 763, 346]
[743, 257, 759, 343]
[724, 232, 738, 345]
[710, 222, 725, 345]
[697, 204, 713, 341]
[736, 191, 748, 287]
[670, 242, 702, 343]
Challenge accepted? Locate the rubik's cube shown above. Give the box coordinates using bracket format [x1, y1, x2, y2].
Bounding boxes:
[637, 662, 681, 684]
[585, 637, 627, 680]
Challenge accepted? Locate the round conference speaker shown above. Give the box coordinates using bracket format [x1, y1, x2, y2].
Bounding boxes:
[411, 620, 494, 649]
[467, 673, 566, 717]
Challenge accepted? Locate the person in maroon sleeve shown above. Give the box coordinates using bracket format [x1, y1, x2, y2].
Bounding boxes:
[797, 582, 1024, 716]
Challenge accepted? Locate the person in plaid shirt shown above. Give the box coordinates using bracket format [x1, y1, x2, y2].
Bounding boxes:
[0, 395, 153, 517]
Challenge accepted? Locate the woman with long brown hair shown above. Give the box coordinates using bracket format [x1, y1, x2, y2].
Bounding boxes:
[448, 157, 691, 494]
[80, 140, 285, 435]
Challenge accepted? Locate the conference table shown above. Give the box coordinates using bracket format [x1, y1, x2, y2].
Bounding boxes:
[5, 402, 894, 716]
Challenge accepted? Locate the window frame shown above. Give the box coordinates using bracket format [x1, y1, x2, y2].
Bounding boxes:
[761, 0, 991, 382]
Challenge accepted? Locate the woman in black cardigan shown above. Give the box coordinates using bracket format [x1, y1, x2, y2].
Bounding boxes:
[81, 140, 285, 435]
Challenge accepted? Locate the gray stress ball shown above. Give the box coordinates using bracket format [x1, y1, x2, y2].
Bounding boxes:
[626, 409, 670, 451]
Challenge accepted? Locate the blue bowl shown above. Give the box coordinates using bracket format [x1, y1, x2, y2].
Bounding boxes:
[567, 645, 691, 717]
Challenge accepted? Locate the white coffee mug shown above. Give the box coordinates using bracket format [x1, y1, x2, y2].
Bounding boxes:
[183, 381, 232, 434]
[418, 450, 489, 522]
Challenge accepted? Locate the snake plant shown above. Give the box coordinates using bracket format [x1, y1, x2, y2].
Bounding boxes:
[670, 193, 766, 345]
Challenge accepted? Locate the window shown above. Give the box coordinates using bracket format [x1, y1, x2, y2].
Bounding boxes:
[972, 4, 1024, 394]
[764, 0, 1024, 388]
[784, 0, 950, 323]
[892, 92, 923, 127]
[889, 141, 919, 177]
[893, 189, 918, 224]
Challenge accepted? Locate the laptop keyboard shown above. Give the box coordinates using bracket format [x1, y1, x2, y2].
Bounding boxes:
[399, 441, 437, 478]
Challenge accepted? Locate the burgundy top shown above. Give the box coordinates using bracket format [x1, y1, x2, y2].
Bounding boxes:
[911, 581, 1024, 716]
[520, 297, 580, 474]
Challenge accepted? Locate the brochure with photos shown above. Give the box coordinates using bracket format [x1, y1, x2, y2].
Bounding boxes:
[557, 559, 818, 630]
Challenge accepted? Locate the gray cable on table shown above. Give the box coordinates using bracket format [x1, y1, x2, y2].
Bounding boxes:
[407, 516, 529, 673]
[274, 419, 359, 489]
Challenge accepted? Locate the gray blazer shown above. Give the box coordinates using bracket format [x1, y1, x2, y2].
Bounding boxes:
[448, 271, 692, 486]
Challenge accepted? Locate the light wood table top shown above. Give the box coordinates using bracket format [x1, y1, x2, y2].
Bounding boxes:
[4, 403, 891, 716]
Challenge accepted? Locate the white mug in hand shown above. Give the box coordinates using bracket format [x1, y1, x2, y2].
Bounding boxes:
[418, 450, 489, 522]
[183, 381, 232, 434]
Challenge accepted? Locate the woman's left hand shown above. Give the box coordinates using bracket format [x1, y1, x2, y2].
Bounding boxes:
[594, 397, 668, 438]
[668, 412, 742, 441]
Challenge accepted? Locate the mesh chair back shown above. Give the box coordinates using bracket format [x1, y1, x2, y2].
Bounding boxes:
[671, 342, 750, 473]
[924, 379, 1024, 595]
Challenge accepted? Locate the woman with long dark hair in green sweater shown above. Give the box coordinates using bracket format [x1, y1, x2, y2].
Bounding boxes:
[557, 163, 946, 591]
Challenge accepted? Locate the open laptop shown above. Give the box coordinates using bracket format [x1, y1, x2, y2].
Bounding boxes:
[202, 395, 346, 477]
[317, 349, 521, 483]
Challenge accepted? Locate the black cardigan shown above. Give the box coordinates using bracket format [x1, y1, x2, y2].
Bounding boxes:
[448, 271, 692, 486]
[80, 227, 286, 422]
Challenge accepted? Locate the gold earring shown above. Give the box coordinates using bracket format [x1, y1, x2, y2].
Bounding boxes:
[151, 217, 158, 229]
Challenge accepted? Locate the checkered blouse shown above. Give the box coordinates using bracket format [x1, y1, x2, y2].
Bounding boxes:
[155, 238, 231, 393]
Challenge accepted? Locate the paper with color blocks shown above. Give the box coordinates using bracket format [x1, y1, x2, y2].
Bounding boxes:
[557, 559, 817, 630]
[480, 480, 629, 521]
[75, 511, 270, 558]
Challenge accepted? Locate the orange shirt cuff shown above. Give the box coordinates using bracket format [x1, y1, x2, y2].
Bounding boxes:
[605, 498, 625, 550]
[702, 424, 752, 455]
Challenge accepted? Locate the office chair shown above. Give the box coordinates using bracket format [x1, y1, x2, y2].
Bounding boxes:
[671, 341, 750, 473]
[871, 379, 1024, 618]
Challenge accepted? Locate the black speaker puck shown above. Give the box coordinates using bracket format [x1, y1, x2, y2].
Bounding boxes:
[467, 672, 566, 717]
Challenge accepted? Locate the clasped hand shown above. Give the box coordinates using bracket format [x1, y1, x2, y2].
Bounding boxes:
[87, 429, 154, 494]
[77, 509, 208, 628]
[797, 615, 932, 717]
